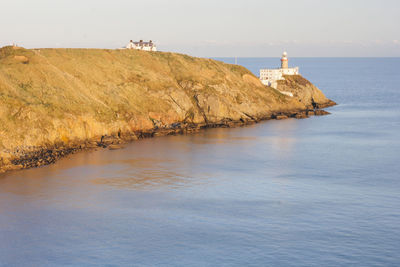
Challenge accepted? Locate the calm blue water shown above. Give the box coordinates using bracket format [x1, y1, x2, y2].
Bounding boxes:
[1, 58, 399, 266]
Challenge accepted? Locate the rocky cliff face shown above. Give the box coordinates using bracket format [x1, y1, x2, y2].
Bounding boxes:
[277, 75, 335, 109]
[0, 46, 335, 173]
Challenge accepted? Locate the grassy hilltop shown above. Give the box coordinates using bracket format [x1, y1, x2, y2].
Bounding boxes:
[0, 46, 333, 172]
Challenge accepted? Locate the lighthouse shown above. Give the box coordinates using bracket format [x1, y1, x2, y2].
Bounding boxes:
[281, 51, 289, 69]
[259, 51, 299, 89]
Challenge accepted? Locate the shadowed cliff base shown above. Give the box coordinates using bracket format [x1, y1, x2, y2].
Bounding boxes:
[0, 46, 335, 173]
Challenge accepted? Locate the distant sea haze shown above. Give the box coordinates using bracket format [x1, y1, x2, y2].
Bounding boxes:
[0, 58, 399, 266]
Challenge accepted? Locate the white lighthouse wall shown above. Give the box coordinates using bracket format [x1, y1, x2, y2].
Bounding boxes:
[259, 67, 299, 88]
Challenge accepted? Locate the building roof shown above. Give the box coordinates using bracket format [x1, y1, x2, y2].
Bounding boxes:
[133, 41, 155, 47]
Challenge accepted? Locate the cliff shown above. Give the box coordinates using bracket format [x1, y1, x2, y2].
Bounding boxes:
[0, 46, 335, 172]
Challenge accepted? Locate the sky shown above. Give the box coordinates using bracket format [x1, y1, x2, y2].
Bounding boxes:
[0, 0, 399, 57]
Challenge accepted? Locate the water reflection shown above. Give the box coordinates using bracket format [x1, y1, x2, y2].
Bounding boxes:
[0, 119, 302, 195]
[261, 119, 299, 160]
[91, 158, 194, 190]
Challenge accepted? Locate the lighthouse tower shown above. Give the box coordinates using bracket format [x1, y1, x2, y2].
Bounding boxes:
[281, 51, 289, 69]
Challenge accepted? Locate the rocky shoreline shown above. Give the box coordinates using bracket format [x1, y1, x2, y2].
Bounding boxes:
[0, 102, 335, 174]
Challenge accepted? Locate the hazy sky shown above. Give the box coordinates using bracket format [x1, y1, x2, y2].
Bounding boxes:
[1, 0, 399, 57]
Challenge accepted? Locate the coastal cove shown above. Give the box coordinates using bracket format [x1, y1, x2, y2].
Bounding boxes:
[0, 47, 334, 173]
[0, 57, 399, 266]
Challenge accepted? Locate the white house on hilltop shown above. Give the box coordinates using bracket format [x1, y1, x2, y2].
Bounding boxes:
[126, 40, 157, 51]
[259, 52, 299, 89]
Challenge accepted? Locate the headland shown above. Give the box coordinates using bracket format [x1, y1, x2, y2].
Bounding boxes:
[0, 46, 335, 173]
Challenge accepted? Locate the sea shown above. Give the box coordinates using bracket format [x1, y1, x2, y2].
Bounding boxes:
[0, 58, 399, 266]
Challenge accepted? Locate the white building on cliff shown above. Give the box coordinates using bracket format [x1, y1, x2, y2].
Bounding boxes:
[126, 40, 157, 51]
[259, 52, 299, 89]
